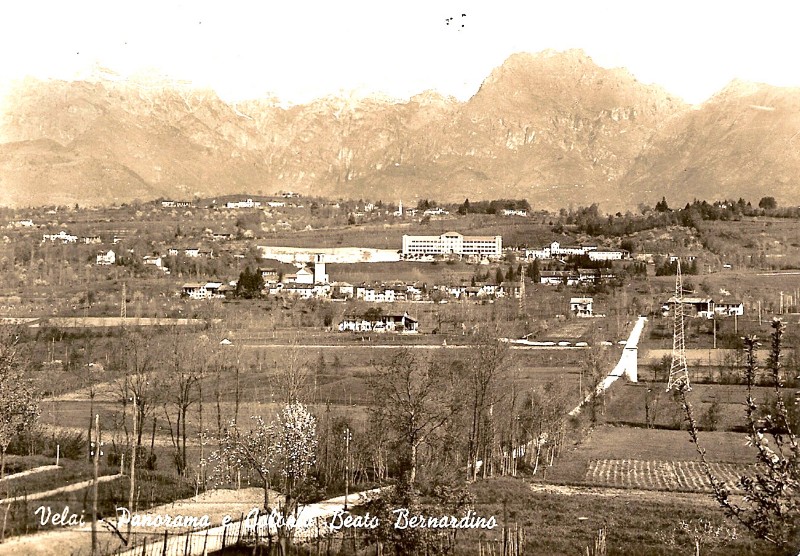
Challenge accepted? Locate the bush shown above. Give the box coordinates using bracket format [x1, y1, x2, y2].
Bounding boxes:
[700, 397, 721, 431]
[8, 429, 86, 460]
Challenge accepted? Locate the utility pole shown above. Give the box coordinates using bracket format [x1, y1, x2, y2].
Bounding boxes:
[343, 427, 351, 510]
[518, 261, 526, 316]
[128, 393, 137, 544]
[91, 413, 100, 555]
[713, 315, 717, 349]
[121, 283, 127, 319]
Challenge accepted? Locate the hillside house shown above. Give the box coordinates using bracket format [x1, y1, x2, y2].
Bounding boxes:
[331, 281, 355, 299]
[96, 250, 116, 266]
[267, 283, 284, 295]
[498, 282, 522, 298]
[161, 200, 193, 208]
[182, 282, 224, 300]
[43, 231, 78, 243]
[578, 268, 599, 284]
[259, 268, 280, 284]
[143, 255, 163, 269]
[282, 283, 315, 299]
[588, 249, 627, 261]
[539, 271, 566, 285]
[226, 199, 262, 209]
[293, 267, 314, 285]
[714, 299, 744, 316]
[539, 270, 579, 286]
[570, 297, 594, 316]
[405, 284, 424, 301]
[525, 247, 551, 260]
[205, 282, 224, 298]
[182, 283, 208, 300]
[663, 297, 714, 318]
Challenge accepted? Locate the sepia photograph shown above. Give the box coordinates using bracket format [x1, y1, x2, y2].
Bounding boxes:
[1, 1, 799, 554]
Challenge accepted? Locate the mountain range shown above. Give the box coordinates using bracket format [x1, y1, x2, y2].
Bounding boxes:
[1, 49, 798, 210]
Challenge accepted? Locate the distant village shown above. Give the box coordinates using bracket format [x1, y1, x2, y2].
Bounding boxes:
[10, 196, 747, 332]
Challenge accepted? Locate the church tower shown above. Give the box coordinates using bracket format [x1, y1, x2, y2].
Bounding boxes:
[314, 253, 328, 284]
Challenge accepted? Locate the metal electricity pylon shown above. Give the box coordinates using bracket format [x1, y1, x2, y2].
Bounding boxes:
[667, 260, 690, 391]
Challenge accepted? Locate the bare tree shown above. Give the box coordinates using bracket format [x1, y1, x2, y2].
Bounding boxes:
[581, 340, 612, 423]
[679, 318, 799, 548]
[465, 330, 510, 481]
[272, 335, 311, 404]
[0, 328, 39, 478]
[118, 330, 159, 457]
[368, 350, 457, 486]
[160, 327, 202, 477]
[518, 380, 570, 476]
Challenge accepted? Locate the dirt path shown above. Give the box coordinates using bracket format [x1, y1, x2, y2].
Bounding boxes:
[0, 465, 60, 483]
[0, 487, 270, 556]
[1, 474, 123, 504]
[528, 482, 719, 506]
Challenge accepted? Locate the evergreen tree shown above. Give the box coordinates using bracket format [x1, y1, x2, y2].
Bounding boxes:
[495, 268, 504, 284]
[527, 259, 541, 283]
[236, 266, 264, 299]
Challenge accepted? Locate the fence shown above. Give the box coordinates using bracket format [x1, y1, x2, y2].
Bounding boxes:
[114, 489, 384, 556]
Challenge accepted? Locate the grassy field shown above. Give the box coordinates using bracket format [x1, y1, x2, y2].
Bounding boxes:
[0, 456, 54, 477]
[602, 381, 776, 432]
[0, 459, 117, 498]
[464, 477, 776, 556]
[0, 467, 196, 538]
[547, 424, 754, 489]
[38, 345, 586, 433]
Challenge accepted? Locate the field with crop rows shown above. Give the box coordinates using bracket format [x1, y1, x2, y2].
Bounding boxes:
[585, 459, 749, 492]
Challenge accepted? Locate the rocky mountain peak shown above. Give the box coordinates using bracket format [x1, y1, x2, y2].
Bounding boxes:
[1, 49, 799, 209]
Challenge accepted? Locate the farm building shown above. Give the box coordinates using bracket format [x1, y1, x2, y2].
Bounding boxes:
[663, 297, 714, 318]
[338, 311, 419, 333]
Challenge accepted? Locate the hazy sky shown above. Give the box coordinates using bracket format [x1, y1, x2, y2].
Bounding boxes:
[2, 0, 800, 105]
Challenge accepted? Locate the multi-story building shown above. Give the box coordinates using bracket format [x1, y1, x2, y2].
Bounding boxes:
[401, 232, 502, 259]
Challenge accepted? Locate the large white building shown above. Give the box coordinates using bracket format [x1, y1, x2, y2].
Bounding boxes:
[402, 232, 502, 259]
